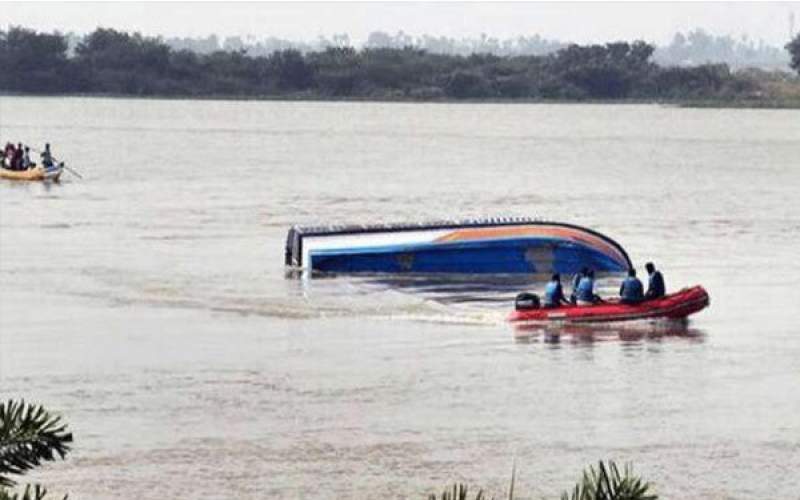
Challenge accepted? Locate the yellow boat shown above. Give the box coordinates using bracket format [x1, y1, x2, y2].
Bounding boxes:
[0, 165, 63, 182]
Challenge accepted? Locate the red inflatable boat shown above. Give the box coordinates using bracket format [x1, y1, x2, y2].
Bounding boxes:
[508, 286, 710, 323]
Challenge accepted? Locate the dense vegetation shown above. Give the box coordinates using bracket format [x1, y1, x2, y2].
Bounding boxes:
[0, 26, 796, 103]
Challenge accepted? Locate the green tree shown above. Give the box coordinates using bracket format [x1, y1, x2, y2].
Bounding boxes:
[75, 28, 169, 72]
[786, 33, 800, 75]
[74, 28, 173, 94]
[310, 46, 361, 96]
[0, 27, 69, 92]
[546, 42, 656, 98]
[0, 400, 72, 500]
[269, 49, 315, 90]
[444, 70, 492, 98]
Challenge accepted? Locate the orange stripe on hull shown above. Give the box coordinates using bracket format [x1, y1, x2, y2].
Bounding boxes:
[435, 225, 627, 266]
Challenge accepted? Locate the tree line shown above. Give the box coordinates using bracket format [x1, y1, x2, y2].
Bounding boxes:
[1, 26, 794, 101]
[113, 29, 792, 69]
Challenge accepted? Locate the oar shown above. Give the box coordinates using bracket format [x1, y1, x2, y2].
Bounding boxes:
[57, 161, 83, 180]
[33, 148, 83, 179]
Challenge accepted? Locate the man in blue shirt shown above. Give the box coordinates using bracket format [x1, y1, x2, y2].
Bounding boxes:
[645, 262, 666, 299]
[619, 268, 644, 304]
[569, 267, 589, 304]
[543, 273, 569, 308]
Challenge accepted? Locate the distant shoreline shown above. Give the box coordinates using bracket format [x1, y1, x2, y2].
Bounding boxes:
[4, 27, 800, 109]
[3, 91, 799, 109]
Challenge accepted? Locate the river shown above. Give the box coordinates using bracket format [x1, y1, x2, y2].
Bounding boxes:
[1, 97, 798, 499]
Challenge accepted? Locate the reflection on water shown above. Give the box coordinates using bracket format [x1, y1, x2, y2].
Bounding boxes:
[511, 318, 706, 345]
[291, 273, 713, 346]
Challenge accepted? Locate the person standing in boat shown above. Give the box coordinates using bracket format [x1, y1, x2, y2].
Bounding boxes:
[543, 273, 570, 308]
[3, 143, 15, 168]
[575, 269, 602, 305]
[40, 143, 54, 169]
[645, 262, 666, 299]
[12, 143, 24, 170]
[619, 268, 644, 304]
[21, 147, 33, 169]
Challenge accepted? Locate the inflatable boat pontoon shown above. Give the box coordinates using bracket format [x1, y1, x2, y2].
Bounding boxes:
[509, 286, 710, 323]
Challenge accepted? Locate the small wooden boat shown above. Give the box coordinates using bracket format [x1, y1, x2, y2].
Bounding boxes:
[509, 286, 710, 323]
[0, 165, 63, 182]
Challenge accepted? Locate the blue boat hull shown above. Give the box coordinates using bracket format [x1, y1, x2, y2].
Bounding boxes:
[310, 237, 628, 274]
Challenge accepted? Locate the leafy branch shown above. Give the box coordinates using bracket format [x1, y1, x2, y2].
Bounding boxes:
[0, 400, 73, 488]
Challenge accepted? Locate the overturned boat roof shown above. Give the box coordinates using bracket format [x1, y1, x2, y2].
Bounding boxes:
[285, 217, 631, 275]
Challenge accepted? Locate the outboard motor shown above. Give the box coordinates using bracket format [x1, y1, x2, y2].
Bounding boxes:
[515, 292, 540, 311]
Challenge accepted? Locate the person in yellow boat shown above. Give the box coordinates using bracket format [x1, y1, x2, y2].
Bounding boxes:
[22, 147, 33, 169]
[2, 143, 13, 165]
[8, 143, 23, 170]
[40, 143, 54, 169]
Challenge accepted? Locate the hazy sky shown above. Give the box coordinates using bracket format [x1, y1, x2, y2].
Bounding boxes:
[3, 1, 799, 46]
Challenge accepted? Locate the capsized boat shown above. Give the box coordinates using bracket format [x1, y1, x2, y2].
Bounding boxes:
[508, 286, 710, 323]
[286, 217, 632, 275]
[0, 165, 62, 182]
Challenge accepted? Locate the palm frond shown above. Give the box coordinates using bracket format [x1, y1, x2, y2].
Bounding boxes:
[0, 483, 64, 500]
[0, 400, 73, 487]
[428, 483, 491, 500]
[561, 460, 657, 500]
